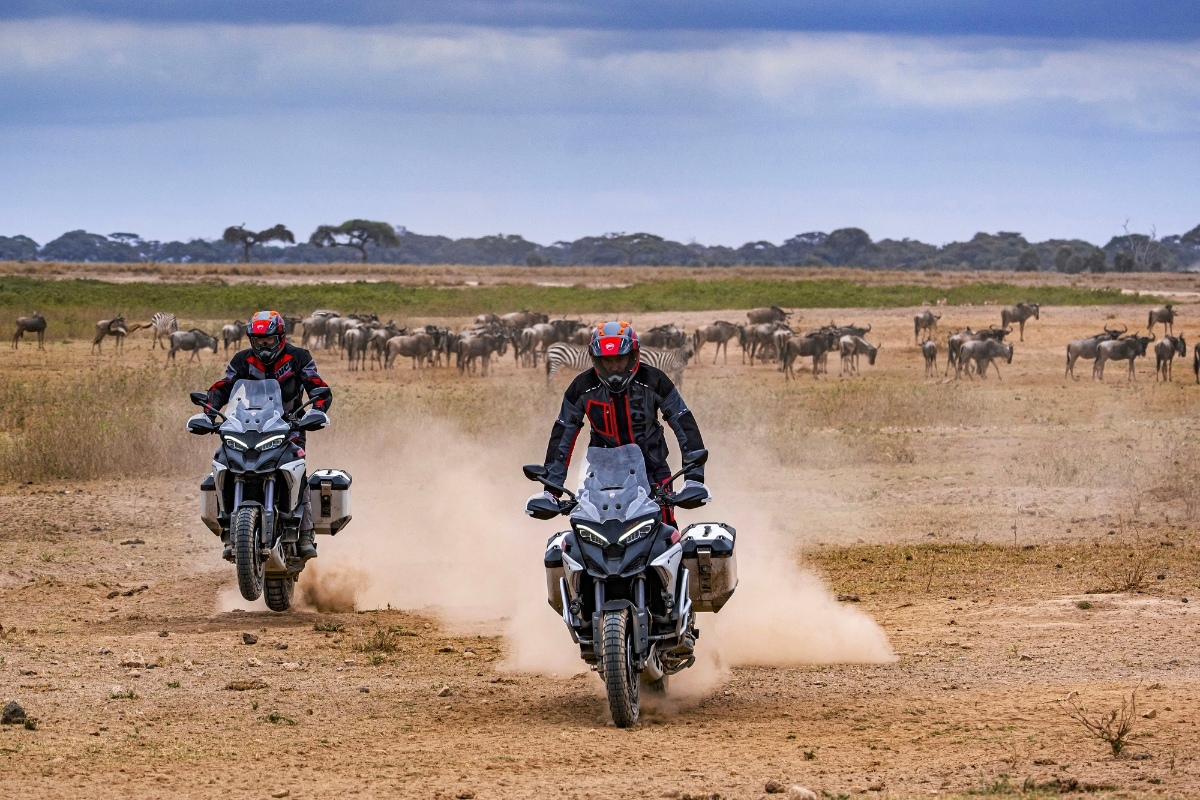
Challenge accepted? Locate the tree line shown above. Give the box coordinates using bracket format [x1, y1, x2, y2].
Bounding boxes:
[1, 220, 1197, 272]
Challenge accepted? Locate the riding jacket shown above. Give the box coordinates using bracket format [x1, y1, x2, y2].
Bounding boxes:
[544, 362, 705, 490]
[206, 343, 332, 419]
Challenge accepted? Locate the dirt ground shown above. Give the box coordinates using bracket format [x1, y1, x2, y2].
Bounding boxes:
[2, 301, 1200, 799]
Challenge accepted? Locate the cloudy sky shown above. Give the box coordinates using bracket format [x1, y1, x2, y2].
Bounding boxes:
[1, 1, 1197, 246]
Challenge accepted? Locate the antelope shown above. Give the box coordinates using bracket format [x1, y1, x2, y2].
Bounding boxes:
[782, 331, 837, 380]
[1001, 303, 1040, 341]
[457, 331, 507, 376]
[1094, 333, 1154, 380]
[957, 339, 1013, 380]
[693, 321, 741, 364]
[221, 320, 247, 353]
[922, 340, 937, 377]
[342, 327, 368, 371]
[747, 306, 791, 325]
[1155, 334, 1186, 381]
[385, 332, 434, 373]
[642, 323, 687, 349]
[1065, 325, 1125, 379]
[913, 310, 940, 343]
[367, 321, 405, 369]
[92, 317, 135, 354]
[501, 310, 548, 329]
[11, 314, 46, 349]
[165, 329, 218, 366]
[839, 335, 878, 376]
[301, 311, 339, 348]
[1148, 305, 1176, 335]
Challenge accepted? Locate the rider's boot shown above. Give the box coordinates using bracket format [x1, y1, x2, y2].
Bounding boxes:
[298, 529, 318, 560]
[221, 532, 234, 562]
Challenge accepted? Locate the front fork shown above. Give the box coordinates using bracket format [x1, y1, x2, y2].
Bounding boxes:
[590, 576, 652, 672]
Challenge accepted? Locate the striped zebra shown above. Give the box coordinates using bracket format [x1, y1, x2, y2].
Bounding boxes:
[148, 312, 178, 350]
[545, 342, 696, 385]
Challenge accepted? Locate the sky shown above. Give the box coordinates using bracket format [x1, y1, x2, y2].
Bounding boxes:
[1, 2, 1198, 247]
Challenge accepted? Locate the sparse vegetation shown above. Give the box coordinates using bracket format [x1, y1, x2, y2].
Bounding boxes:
[1058, 687, 1139, 757]
[313, 621, 344, 632]
[264, 711, 297, 725]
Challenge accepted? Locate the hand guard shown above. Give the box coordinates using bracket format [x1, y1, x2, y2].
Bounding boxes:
[683, 479, 712, 505]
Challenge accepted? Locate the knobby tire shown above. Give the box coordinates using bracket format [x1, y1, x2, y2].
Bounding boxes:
[602, 610, 639, 728]
[233, 506, 264, 601]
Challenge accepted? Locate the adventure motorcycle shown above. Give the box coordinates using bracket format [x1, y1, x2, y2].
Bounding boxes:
[187, 379, 352, 611]
[524, 444, 737, 727]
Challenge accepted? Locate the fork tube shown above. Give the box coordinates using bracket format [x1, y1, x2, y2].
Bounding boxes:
[594, 580, 605, 614]
[634, 576, 646, 610]
[232, 478, 244, 516]
[263, 478, 275, 513]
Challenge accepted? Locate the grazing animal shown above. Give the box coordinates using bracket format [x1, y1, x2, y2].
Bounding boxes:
[165, 329, 218, 366]
[922, 340, 937, 377]
[145, 312, 179, 349]
[744, 322, 789, 365]
[301, 310, 339, 348]
[1155, 334, 1186, 381]
[1094, 333, 1155, 380]
[221, 320, 247, 353]
[545, 343, 591, 384]
[747, 306, 791, 325]
[11, 314, 46, 349]
[913, 310, 940, 343]
[1001, 303, 1040, 342]
[1193, 342, 1200, 384]
[1148, 304, 1176, 335]
[638, 344, 695, 385]
[693, 321, 741, 364]
[956, 339, 1013, 380]
[642, 324, 688, 350]
[385, 332, 434, 372]
[457, 332, 506, 377]
[838, 335, 878, 376]
[501, 310, 548, 329]
[1064, 325, 1125, 378]
[367, 322, 404, 369]
[92, 317, 131, 354]
[781, 332, 836, 380]
[474, 313, 501, 326]
[342, 327, 368, 371]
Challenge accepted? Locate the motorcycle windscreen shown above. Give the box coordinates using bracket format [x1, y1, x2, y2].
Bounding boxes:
[571, 444, 661, 525]
[220, 379, 290, 435]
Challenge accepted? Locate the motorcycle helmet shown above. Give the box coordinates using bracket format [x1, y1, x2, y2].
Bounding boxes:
[590, 321, 639, 392]
[248, 310, 286, 365]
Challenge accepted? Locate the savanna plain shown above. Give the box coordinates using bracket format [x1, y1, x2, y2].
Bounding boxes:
[2, 273, 1200, 799]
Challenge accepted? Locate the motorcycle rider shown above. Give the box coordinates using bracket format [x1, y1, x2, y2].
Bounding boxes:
[205, 310, 332, 561]
[541, 320, 708, 523]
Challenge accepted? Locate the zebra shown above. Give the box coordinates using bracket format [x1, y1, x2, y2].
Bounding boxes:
[545, 343, 590, 384]
[147, 312, 178, 350]
[545, 342, 696, 385]
[638, 343, 695, 385]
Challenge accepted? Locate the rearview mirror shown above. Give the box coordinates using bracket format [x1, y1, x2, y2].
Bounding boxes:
[189, 391, 209, 407]
[309, 386, 332, 401]
[683, 449, 709, 467]
[523, 464, 549, 482]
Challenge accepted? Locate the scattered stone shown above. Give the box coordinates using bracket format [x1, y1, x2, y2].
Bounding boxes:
[438, 646, 455, 653]
[271, 791, 290, 799]
[275, 643, 288, 650]
[18, 668, 37, 676]
[247, 657, 264, 667]
[787, 787, 818, 800]
[342, 659, 356, 667]
[23, 718, 38, 731]
[98, 647, 112, 655]
[181, 660, 194, 671]
[765, 780, 786, 793]
[1143, 709, 1157, 719]
[456, 791, 475, 799]
[225, 679, 268, 691]
[119, 651, 146, 669]
[837, 594, 860, 602]
[437, 685, 452, 697]
[158, 631, 169, 637]
[1019, 654, 1033, 661]
[281, 663, 302, 671]
[119, 538, 145, 546]
[359, 687, 369, 693]
[866, 780, 885, 792]
[242, 632, 258, 645]
[1, 700, 26, 725]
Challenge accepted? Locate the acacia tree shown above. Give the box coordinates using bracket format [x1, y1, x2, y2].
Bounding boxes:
[308, 220, 399, 262]
[1181, 223, 1200, 246]
[222, 224, 295, 263]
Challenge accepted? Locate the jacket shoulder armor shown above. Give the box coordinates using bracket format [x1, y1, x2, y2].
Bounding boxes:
[634, 363, 674, 393]
[564, 368, 600, 400]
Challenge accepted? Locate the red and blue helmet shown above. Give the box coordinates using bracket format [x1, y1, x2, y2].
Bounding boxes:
[248, 310, 286, 364]
[590, 321, 639, 391]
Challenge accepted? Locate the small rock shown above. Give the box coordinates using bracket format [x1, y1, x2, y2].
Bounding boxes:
[1142, 709, 1157, 719]
[18, 668, 37, 676]
[281, 663, 301, 671]
[275, 642, 288, 650]
[181, 660, 194, 671]
[1, 700, 26, 725]
[1019, 654, 1033, 661]
[23, 718, 37, 731]
[456, 791, 475, 799]
[437, 685, 452, 697]
[247, 657, 264, 667]
[271, 791, 290, 799]
[331, 634, 343, 643]
[787, 787, 818, 800]
[359, 687, 369, 693]
[867, 780, 885, 792]
[225, 679, 268, 691]
[98, 647, 112, 655]
[766, 780, 786, 794]
[158, 631, 169, 637]
[342, 659, 356, 667]
[242, 632, 258, 645]
[119, 651, 146, 669]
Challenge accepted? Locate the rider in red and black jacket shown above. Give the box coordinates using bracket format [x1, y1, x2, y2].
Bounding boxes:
[543, 321, 707, 523]
[206, 310, 331, 559]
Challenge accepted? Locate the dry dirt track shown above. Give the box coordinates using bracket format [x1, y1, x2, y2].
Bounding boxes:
[3, 302, 1200, 799]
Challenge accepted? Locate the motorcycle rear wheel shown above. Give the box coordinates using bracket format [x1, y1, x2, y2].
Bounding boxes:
[601, 610, 640, 728]
[233, 506, 264, 601]
[264, 575, 294, 612]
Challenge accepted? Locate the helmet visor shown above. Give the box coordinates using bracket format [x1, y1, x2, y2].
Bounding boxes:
[249, 334, 280, 350]
[595, 353, 635, 382]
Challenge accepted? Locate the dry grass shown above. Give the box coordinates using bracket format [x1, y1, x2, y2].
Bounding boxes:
[1058, 687, 1139, 758]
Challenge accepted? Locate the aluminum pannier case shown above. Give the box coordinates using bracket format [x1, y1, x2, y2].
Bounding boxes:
[680, 522, 737, 612]
[308, 469, 352, 535]
[544, 531, 570, 614]
[199, 475, 221, 534]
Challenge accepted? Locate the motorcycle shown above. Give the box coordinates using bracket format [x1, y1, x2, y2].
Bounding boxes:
[186, 379, 352, 612]
[523, 443, 737, 727]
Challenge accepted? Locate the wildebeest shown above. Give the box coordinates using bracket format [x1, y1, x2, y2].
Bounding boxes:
[746, 306, 791, 325]
[147, 312, 178, 349]
[1001, 302, 1040, 341]
[838, 335, 878, 376]
[342, 326, 368, 371]
[301, 310, 339, 348]
[743, 322, 791, 365]
[366, 321, 405, 369]
[457, 331, 507, 376]
[1194, 342, 1200, 384]
[1064, 325, 1125, 379]
[781, 331, 837, 380]
[693, 321, 741, 364]
[385, 332, 434, 373]
[944, 326, 1010, 377]
[501, 310, 548, 329]
[956, 339, 1014, 380]
[11, 314, 46, 349]
[165, 329, 218, 366]
[641, 323, 687, 350]
[1094, 333, 1155, 380]
[1155, 334, 1186, 381]
[1148, 304, 1176, 335]
[913, 310, 940, 343]
[221, 320, 247, 353]
[474, 312, 500, 326]
[92, 317, 134, 354]
[922, 340, 937, 377]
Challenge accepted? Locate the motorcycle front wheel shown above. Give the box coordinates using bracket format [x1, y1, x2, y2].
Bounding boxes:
[264, 575, 294, 612]
[601, 609, 640, 728]
[233, 506, 264, 601]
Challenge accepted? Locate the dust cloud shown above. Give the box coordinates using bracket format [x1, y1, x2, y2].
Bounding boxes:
[255, 410, 892, 678]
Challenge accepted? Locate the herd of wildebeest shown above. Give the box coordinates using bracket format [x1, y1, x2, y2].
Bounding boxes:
[6, 301, 1195, 383]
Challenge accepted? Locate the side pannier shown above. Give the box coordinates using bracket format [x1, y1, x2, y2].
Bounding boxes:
[308, 469, 352, 535]
[680, 522, 737, 612]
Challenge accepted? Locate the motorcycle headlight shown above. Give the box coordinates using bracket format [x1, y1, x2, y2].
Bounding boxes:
[574, 524, 609, 546]
[618, 519, 655, 545]
[256, 434, 287, 451]
[223, 435, 249, 452]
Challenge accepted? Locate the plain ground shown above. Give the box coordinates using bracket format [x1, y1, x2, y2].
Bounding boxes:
[2, 300, 1200, 798]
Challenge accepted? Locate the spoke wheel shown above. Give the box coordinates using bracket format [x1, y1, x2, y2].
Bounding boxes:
[233, 506, 264, 601]
[601, 610, 640, 728]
